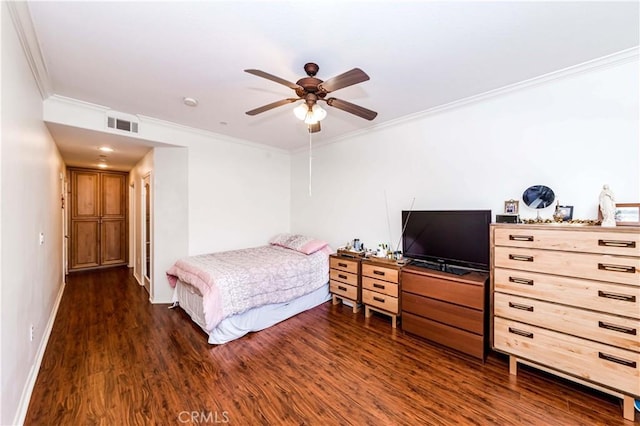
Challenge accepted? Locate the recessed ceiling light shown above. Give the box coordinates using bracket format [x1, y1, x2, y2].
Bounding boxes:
[98, 146, 114, 152]
[183, 97, 198, 107]
[97, 163, 108, 168]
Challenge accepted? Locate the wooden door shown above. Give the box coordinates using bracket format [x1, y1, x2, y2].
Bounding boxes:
[101, 173, 127, 265]
[70, 170, 101, 269]
[69, 169, 128, 271]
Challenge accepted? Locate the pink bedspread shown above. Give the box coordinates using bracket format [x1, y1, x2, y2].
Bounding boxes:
[166, 245, 331, 331]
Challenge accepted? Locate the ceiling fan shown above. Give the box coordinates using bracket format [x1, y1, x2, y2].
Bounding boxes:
[245, 62, 377, 133]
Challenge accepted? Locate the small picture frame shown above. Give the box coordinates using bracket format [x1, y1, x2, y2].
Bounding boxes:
[504, 199, 519, 215]
[614, 203, 640, 226]
[558, 205, 573, 221]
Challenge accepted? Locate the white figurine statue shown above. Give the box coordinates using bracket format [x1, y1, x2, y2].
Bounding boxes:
[599, 184, 616, 227]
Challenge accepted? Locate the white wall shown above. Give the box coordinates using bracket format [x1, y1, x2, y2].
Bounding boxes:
[1, 3, 66, 424]
[291, 59, 640, 251]
[153, 147, 188, 302]
[187, 137, 290, 255]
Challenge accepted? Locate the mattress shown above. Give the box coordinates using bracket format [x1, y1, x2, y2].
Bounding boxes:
[173, 279, 330, 344]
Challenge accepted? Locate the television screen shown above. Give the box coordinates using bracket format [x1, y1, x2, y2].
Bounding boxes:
[401, 210, 491, 272]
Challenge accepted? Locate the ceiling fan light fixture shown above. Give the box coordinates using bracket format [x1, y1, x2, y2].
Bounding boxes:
[312, 104, 327, 121]
[293, 103, 308, 120]
[304, 112, 318, 125]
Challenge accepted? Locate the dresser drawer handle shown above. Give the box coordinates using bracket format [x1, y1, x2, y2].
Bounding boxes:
[598, 352, 637, 368]
[373, 283, 385, 289]
[509, 276, 534, 286]
[509, 302, 534, 312]
[373, 296, 385, 303]
[598, 239, 636, 248]
[509, 235, 534, 242]
[509, 254, 534, 262]
[338, 274, 348, 280]
[338, 285, 347, 292]
[598, 290, 636, 302]
[338, 262, 348, 268]
[598, 321, 637, 335]
[598, 263, 636, 273]
[373, 270, 386, 276]
[508, 327, 533, 339]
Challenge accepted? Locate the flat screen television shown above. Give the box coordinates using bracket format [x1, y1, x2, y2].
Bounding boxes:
[401, 210, 491, 274]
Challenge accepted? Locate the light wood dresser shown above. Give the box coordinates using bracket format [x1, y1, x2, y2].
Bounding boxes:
[490, 223, 640, 420]
[329, 254, 361, 313]
[361, 258, 401, 328]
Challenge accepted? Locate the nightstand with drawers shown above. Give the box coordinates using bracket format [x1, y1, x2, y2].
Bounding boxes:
[329, 254, 362, 313]
[361, 258, 401, 328]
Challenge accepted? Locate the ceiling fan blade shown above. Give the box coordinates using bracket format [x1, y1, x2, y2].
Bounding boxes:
[308, 122, 321, 133]
[246, 98, 299, 116]
[319, 68, 370, 93]
[326, 98, 378, 121]
[245, 69, 301, 90]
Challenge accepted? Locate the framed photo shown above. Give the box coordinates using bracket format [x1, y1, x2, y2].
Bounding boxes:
[504, 199, 519, 215]
[558, 205, 573, 221]
[614, 203, 640, 226]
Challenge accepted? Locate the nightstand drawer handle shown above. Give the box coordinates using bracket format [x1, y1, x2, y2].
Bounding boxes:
[509, 302, 534, 312]
[509, 276, 534, 286]
[338, 262, 348, 267]
[337, 285, 347, 292]
[338, 274, 348, 280]
[598, 239, 636, 248]
[598, 290, 636, 302]
[373, 283, 385, 289]
[509, 235, 534, 242]
[509, 254, 534, 262]
[598, 321, 637, 335]
[373, 296, 385, 303]
[373, 270, 386, 276]
[598, 352, 637, 368]
[508, 327, 533, 339]
[598, 263, 636, 273]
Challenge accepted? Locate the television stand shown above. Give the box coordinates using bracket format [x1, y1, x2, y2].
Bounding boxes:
[401, 265, 489, 360]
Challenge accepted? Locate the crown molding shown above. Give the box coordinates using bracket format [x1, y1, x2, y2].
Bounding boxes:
[298, 47, 640, 154]
[7, 2, 53, 99]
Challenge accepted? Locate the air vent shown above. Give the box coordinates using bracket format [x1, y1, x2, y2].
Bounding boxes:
[106, 112, 139, 133]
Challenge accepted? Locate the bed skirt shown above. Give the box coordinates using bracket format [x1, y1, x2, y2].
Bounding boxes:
[173, 279, 331, 344]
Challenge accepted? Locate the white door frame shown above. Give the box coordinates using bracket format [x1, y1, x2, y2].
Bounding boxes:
[141, 173, 152, 295]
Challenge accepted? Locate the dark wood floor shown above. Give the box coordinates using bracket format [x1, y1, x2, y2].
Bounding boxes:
[25, 266, 637, 425]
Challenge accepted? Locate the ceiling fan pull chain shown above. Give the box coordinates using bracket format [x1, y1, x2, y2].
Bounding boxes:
[308, 128, 313, 197]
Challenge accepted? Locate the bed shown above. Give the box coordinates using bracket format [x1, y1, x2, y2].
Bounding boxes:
[166, 234, 332, 344]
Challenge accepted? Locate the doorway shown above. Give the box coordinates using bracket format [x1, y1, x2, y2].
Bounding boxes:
[68, 168, 128, 271]
[141, 173, 151, 294]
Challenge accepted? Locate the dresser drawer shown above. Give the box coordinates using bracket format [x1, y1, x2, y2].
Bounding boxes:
[362, 263, 399, 283]
[494, 268, 640, 318]
[330, 257, 359, 274]
[329, 269, 358, 287]
[494, 293, 640, 351]
[494, 227, 640, 256]
[403, 292, 484, 334]
[363, 289, 398, 313]
[404, 313, 485, 360]
[362, 276, 398, 297]
[403, 271, 484, 310]
[330, 281, 358, 301]
[494, 246, 640, 286]
[494, 317, 640, 396]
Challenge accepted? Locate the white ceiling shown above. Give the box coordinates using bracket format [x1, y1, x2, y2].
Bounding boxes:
[25, 1, 639, 167]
